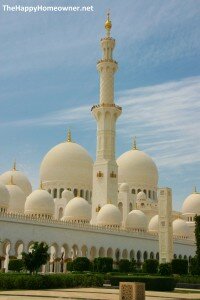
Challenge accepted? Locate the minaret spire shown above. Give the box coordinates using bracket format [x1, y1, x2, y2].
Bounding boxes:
[67, 129, 72, 142]
[12, 160, 17, 171]
[132, 137, 138, 150]
[91, 15, 122, 224]
[105, 11, 112, 37]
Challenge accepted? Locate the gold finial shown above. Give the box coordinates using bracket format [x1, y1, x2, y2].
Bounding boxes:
[132, 137, 138, 150]
[67, 129, 72, 142]
[107, 199, 112, 204]
[105, 11, 112, 36]
[12, 160, 17, 171]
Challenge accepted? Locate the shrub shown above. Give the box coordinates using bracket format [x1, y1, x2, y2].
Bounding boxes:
[142, 259, 158, 274]
[109, 275, 176, 291]
[159, 263, 172, 276]
[8, 259, 24, 272]
[171, 259, 188, 275]
[118, 259, 130, 273]
[67, 261, 74, 271]
[72, 257, 91, 272]
[0, 273, 104, 290]
[130, 259, 137, 272]
[93, 257, 113, 273]
[189, 257, 199, 275]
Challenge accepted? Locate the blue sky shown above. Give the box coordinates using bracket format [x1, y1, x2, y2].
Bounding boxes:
[0, 0, 200, 211]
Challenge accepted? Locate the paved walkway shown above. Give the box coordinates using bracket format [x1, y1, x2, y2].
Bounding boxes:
[0, 288, 199, 300]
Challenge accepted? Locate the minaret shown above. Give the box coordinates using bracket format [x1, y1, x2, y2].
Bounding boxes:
[91, 13, 122, 224]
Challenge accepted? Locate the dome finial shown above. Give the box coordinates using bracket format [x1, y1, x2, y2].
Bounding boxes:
[67, 129, 72, 142]
[132, 137, 138, 150]
[193, 186, 197, 194]
[105, 10, 112, 37]
[12, 160, 17, 171]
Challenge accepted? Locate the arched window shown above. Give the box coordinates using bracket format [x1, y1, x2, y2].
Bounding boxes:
[148, 190, 151, 198]
[156, 252, 159, 260]
[85, 190, 89, 201]
[48, 189, 51, 194]
[118, 202, 123, 215]
[58, 207, 63, 220]
[137, 189, 141, 193]
[74, 188, 78, 197]
[143, 189, 147, 194]
[132, 189, 136, 194]
[53, 189, 57, 198]
[143, 251, 148, 261]
[80, 189, 84, 197]
[150, 252, 154, 259]
[129, 202, 133, 212]
[59, 188, 64, 198]
[137, 251, 141, 262]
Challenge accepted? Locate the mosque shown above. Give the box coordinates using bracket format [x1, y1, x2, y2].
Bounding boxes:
[0, 14, 198, 272]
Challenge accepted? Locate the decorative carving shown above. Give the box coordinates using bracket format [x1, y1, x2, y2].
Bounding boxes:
[96, 205, 101, 212]
[97, 171, 103, 178]
[110, 171, 116, 178]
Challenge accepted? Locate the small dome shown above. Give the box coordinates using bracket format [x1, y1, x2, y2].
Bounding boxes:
[137, 191, 147, 201]
[0, 182, 10, 210]
[173, 219, 190, 238]
[119, 183, 129, 192]
[182, 191, 200, 216]
[148, 215, 158, 232]
[6, 183, 26, 214]
[117, 149, 158, 188]
[0, 166, 32, 197]
[62, 189, 74, 201]
[40, 137, 93, 190]
[62, 197, 91, 223]
[25, 189, 55, 218]
[97, 204, 122, 227]
[125, 210, 147, 231]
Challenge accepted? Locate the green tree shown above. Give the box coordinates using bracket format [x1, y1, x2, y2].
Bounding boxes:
[194, 215, 200, 275]
[22, 242, 49, 274]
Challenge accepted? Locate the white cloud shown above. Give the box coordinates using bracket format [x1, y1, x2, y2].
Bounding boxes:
[1, 76, 200, 170]
[117, 76, 200, 168]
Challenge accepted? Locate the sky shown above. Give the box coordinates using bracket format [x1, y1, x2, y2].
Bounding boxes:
[0, 0, 200, 211]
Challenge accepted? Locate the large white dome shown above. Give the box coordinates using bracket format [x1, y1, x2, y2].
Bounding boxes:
[173, 218, 190, 238]
[0, 166, 32, 197]
[62, 196, 91, 223]
[97, 204, 122, 227]
[148, 215, 158, 233]
[125, 209, 147, 231]
[25, 189, 55, 218]
[182, 191, 200, 216]
[6, 183, 26, 214]
[117, 148, 158, 188]
[40, 138, 93, 189]
[0, 182, 10, 211]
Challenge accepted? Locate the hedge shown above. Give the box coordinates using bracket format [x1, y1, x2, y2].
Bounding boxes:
[159, 263, 172, 276]
[72, 257, 91, 272]
[118, 259, 130, 273]
[8, 259, 24, 272]
[0, 273, 104, 290]
[175, 275, 200, 284]
[109, 275, 176, 291]
[93, 257, 113, 273]
[142, 259, 158, 274]
[171, 259, 188, 275]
